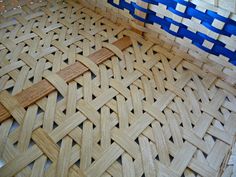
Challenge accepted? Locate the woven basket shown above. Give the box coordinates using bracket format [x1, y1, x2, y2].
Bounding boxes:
[0, 1, 236, 177]
[78, 0, 236, 84]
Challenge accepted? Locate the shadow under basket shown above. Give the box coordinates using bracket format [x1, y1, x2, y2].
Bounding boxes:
[0, 1, 235, 177]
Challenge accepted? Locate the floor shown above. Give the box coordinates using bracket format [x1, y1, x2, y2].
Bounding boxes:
[0, 0, 235, 177]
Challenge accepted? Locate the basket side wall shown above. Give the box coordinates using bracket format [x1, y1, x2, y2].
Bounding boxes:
[78, 0, 236, 84]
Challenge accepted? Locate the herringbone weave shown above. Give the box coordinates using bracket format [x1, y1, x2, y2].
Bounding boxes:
[0, 1, 235, 177]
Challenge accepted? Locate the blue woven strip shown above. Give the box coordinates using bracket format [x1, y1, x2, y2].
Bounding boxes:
[108, 0, 236, 65]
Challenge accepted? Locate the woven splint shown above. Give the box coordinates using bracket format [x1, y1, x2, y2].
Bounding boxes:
[80, 0, 236, 84]
[0, 1, 235, 177]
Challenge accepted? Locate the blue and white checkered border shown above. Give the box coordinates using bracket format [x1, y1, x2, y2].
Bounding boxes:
[108, 0, 236, 65]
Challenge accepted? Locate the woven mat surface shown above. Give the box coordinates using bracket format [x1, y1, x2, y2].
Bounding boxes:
[0, 1, 236, 177]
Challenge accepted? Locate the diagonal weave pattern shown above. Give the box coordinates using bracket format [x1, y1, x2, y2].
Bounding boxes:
[0, 0, 124, 95]
[80, 0, 236, 84]
[0, 1, 236, 177]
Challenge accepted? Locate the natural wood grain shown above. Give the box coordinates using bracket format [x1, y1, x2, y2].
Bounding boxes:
[132, 0, 148, 35]
[0, 36, 131, 123]
[0, 1, 235, 177]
